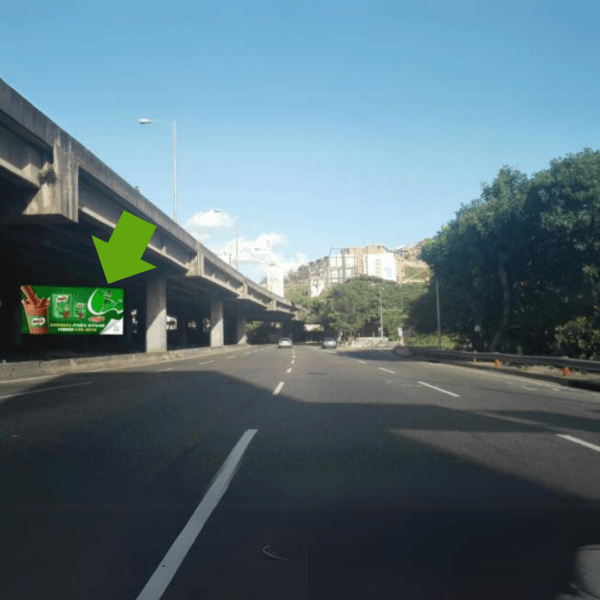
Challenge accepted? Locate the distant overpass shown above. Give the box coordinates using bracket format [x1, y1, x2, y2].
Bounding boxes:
[0, 78, 300, 357]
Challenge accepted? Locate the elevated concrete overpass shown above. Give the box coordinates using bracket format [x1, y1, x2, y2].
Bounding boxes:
[0, 78, 300, 358]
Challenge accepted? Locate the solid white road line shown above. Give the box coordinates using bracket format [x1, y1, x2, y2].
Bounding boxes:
[556, 434, 600, 454]
[273, 382, 285, 395]
[0, 373, 59, 384]
[378, 367, 395, 374]
[418, 381, 460, 398]
[287, 368, 292, 373]
[157, 368, 174, 372]
[135, 429, 258, 600]
[198, 360, 214, 365]
[0, 349, 251, 385]
[0, 381, 94, 400]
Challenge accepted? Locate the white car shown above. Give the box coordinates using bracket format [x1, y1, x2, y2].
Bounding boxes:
[322, 337, 337, 349]
[278, 337, 293, 348]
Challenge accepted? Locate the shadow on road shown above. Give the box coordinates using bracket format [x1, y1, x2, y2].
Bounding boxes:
[0, 366, 599, 599]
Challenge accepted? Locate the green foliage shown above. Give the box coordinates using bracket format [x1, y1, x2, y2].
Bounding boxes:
[296, 277, 428, 341]
[407, 333, 467, 350]
[283, 265, 313, 308]
[318, 276, 381, 337]
[245, 320, 268, 343]
[405, 265, 430, 279]
[285, 287, 310, 306]
[554, 317, 600, 360]
[415, 150, 600, 356]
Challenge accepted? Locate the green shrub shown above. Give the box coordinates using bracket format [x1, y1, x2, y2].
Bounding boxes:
[407, 333, 467, 350]
[553, 317, 600, 360]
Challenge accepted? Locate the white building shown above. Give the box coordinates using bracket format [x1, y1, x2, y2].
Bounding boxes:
[307, 243, 427, 297]
[364, 252, 397, 281]
[266, 264, 284, 297]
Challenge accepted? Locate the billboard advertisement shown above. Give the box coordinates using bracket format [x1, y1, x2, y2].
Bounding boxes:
[20, 285, 124, 335]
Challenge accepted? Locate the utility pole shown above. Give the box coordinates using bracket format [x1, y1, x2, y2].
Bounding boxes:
[436, 277, 442, 349]
[380, 287, 384, 340]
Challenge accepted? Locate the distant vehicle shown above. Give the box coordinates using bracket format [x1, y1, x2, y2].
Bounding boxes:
[322, 337, 337, 349]
[278, 337, 293, 348]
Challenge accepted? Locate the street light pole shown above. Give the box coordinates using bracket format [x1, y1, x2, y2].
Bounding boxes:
[235, 217, 239, 270]
[138, 118, 178, 223]
[436, 277, 442, 349]
[172, 119, 177, 224]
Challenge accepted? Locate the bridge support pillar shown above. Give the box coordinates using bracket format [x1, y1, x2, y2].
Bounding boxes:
[236, 311, 247, 345]
[146, 272, 167, 353]
[210, 297, 224, 347]
[178, 315, 188, 347]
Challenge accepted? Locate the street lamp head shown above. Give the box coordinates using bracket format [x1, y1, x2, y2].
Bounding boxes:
[138, 118, 153, 125]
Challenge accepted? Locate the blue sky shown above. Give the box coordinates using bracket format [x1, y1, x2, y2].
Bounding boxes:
[3, 0, 599, 283]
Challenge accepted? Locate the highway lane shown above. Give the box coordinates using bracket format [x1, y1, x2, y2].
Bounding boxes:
[1, 344, 600, 599]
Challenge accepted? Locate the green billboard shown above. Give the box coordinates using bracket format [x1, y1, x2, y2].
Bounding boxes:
[20, 285, 124, 335]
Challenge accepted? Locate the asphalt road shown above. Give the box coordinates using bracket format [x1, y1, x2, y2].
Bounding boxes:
[1, 344, 600, 599]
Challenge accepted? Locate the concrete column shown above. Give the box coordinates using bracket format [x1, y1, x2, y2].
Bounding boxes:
[146, 272, 167, 353]
[210, 297, 224, 347]
[236, 311, 247, 345]
[178, 315, 188, 347]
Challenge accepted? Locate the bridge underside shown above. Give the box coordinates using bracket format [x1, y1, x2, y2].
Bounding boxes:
[0, 78, 299, 359]
[0, 212, 294, 359]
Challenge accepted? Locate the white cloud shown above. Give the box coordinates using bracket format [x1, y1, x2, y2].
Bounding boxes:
[208, 232, 308, 280]
[210, 232, 287, 264]
[185, 209, 233, 241]
[278, 252, 309, 276]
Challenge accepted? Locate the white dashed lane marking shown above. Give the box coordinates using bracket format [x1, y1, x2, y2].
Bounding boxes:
[273, 382, 285, 395]
[557, 434, 600, 454]
[418, 381, 460, 398]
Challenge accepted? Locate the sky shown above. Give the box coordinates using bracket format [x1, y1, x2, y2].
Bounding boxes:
[3, 0, 600, 283]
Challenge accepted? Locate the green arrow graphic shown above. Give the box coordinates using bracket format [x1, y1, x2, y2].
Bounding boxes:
[92, 211, 157, 284]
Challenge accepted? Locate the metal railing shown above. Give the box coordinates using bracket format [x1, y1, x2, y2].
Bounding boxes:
[398, 347, 600, 374]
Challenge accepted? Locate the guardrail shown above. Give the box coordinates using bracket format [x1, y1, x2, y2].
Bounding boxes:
[399, 347, 600, 374]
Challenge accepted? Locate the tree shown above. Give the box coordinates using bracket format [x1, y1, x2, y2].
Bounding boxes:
[416, 150, 600, 355]
[319, 277, 380, 341]
[297, 276, 427, 343]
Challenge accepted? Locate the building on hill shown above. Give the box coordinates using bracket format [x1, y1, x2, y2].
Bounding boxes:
[307, 242, 429, 297]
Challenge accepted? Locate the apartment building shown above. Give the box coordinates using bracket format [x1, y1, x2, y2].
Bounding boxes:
[308, 242, 429, 297]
